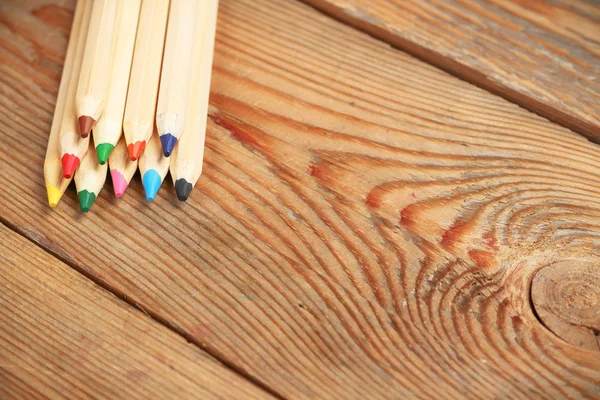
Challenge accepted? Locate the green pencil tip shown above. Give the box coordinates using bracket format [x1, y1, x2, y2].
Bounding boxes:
[77, 190, 96, 213]
[96, 143, 114, 165]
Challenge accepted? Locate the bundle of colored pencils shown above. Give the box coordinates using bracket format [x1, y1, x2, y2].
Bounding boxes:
[44, 0, 219, 212]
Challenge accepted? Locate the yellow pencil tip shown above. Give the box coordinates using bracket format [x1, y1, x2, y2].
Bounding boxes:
[46, 185, 63, 208]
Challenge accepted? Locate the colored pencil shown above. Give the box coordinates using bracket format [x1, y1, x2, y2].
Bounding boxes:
[44, 0, 92, 206]
[60, 132, 90, 179]
[123, 0, 170, 161]
[75, 139, 108, 212]
[60, 1, 95, 180]
[93, 0, 142, 165]
[108, 138, 138, 198]
[170, 0, 219, 201]
[139, 128, 170, 201]
[75, 0, 118, 138]
[156, 0, 200, 157]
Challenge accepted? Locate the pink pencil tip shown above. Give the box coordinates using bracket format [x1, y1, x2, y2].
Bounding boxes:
[111, 169, 128, 198]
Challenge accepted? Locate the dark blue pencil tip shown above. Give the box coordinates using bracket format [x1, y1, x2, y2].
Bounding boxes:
[160, 133, 177, 157]
[175, 179, 193, 201]
[143, 169, 162, 201]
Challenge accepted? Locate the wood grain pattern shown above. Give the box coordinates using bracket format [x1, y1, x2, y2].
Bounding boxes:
[0, 223, 274, 399]
[300, 0, 600, 141]
[2, 0, 600, 398]
[531, 261, 600, 352]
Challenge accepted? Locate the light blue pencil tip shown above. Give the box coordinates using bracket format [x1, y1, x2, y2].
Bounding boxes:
[143, 169, 162, 201]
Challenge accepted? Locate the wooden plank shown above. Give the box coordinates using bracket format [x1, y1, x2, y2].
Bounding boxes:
[0, 224, 276, 399]
[300, 0, 600, 141]
[2, 0, 600, 398]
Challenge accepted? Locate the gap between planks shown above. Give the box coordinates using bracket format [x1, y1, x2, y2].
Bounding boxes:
[0, 216, 287, 400]
[297, 0, 600, 144]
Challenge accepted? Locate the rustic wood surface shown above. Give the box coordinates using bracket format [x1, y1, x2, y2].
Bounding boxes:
[301, 0, 600, 141]
[0, 224, 274, 399]
[1, 0, 600, 398]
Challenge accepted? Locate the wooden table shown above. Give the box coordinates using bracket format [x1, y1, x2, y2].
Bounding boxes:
[1, 0, 599, 398]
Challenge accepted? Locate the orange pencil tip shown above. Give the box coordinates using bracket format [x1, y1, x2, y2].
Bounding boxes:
[127, 141, 146, 161]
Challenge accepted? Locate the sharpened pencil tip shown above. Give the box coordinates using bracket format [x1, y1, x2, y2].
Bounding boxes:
[175, 179, 193, 201]
[61, 153, 81, 179]
[160, 134, 177, 157]
[77, 190, 96, 213]
[96, 143, 114, 165]
[111, 169, 128, 198]
[143, 169, 162, 201]
[127, 141, 146, 161]
[46, 185, 62, 208]
[78, 116, 94, 138]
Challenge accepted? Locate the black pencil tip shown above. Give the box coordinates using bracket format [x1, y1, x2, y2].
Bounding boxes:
[175, 179, 193, 201]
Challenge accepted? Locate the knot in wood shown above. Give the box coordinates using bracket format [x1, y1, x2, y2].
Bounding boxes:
[531, 261, 600, 352]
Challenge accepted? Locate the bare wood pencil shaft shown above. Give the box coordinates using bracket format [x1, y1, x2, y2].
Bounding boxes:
[123, 0, 170, 161]
[75, 0, 118, 137]
[75, 139, 108, 212]
[139, 128, 170, 201]
[156, 0, 201, 157]
[44, 0, 93, 207]
[59, 0, 95, 180]
[108, 137, 139, 198]
[170, 0, 219, 201]
[94, 0, 142, 164]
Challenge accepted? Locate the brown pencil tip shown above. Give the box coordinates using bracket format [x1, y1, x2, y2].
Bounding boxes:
[78, 116, 95, 138]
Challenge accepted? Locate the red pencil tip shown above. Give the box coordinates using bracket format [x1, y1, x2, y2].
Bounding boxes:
[127, 141, 146, 161]
[61, 154, 80, 179]
[78, 115, 95, 138]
